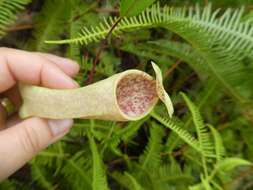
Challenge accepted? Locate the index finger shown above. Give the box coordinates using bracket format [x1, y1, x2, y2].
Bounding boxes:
[0, 48, 79, 93]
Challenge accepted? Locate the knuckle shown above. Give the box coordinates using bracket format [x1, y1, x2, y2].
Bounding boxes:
[20, 126, 39, 154]
[19, 124, 40, 155]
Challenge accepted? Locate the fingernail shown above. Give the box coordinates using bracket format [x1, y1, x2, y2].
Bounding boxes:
[66, 79, 79, 88]
[48, 119, 73, 136]
[62, 58, 78, 66]
[73, 80, 80, 87]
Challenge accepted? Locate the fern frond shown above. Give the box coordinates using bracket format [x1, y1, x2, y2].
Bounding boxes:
[215, 157, 252, 173]
[124, 172, 144, 190]
[102, 118, 148, 156]
[121, 40, 206, 75]
[89, 134, 109, 190]
[120, 42, 174, 67]
[147, 40, 206, 73]
[34, 144, 92, 190]
[139, 122, 164, 171]
[208, 125, 226, 163]
[199, 174, 212, 190]
[0, 180, 17, 190]
[29, 0, 70, 51]
[106, 134, 122, 156]
[150, 112, 202, 154]
[62, 151, 92, 190]
[157, 163, 193, 184]
[189, 176, 213, 190]
[244, 11, 253, 24]
[67, 8, 82, 61]
[119, 117, 149, 142]
[32, 143, 66, 169]
[67, 0, 92, 62]
[206, 157, 252, 186]
[0, 0, 31, 38]
[46, 3, 253, 55]
[111, 171, 144, 190]
[31, 164, 54, 190]
[181, 93, 214, 158]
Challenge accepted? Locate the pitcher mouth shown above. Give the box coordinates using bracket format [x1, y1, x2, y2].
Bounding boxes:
[116, 72, 158, 119]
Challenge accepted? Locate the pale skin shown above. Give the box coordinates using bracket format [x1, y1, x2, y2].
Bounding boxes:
[0, 48, 80, 181]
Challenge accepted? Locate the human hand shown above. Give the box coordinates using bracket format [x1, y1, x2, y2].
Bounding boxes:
[0, 48, 80, 181]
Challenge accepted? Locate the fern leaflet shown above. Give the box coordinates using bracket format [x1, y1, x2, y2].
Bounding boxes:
[139, 122, 164, 171]
[150, 112, 202, 154]
[208, 124, 226, 163]
[29, 0, 69, 51]
[89, 134, 109, 190]
[124, 172, 144, 190]
[181, 93, 214, 158]
[0, 0, 31, 38]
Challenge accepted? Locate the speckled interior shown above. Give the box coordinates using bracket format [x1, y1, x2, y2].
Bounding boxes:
[116, 74, 157, 118]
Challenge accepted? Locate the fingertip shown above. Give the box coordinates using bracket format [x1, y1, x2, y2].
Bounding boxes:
[37, 53, 80, 77]
[48, 119, 73, 137]
[52, 58, 80, 76]
[41, 64, 79, 89]
[63, 59, 80, 75]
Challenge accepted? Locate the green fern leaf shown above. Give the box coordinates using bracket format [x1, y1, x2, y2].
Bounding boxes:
[189, 174, 212, 190]
[67, 2, 82, 62]
[46, 3, 253, 56]
[63, 151, 92, 190]
[151, 112, 202, 154]
[31, 164, 54, 190]
[111, 171, 144, 190]
[121, 40, 207, 78]
[0, 0, 31, 38]
[181, 92, 214, 158]
[0, 180, 17, 190]
[124, 172, 144, 190]
[145, 40, 206, 73]
[215, 157, 252, 172]
[139, 122, 164, 171]
[29, 0, 70, 51]
[243, 10, 253, 24]
[120, 0, 156, 17]
[200, 174, 212, 190]
[89, 134, 109, 190]
[208, 125, 226, 163]
[120, 117, 149, 142]
[157, 163, 193, 184]
[67, 0, 94, 62]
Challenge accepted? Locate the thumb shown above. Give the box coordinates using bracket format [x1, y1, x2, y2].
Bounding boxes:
[0, 117, 73, 181]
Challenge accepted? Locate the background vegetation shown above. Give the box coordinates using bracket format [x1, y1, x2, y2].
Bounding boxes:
[1, 0, 253, 189]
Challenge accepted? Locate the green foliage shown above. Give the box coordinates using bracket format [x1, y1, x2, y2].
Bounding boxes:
[0, 0, 31, 38]
[181, 92, 214, 158]
[215, 158, 252, 173]
[151, 112, 202, 153]
[124, 172, 144, 190]
[31, 164, 54, 190]
[28, 0, 70, 51]
[208, 125, 226, 163]
[46, 3, 253, 111]
[1, 0, 253, 189]
[120, 0, 157, 17]
[139, 122, 164, 171]
[89, 133, 109, 190]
